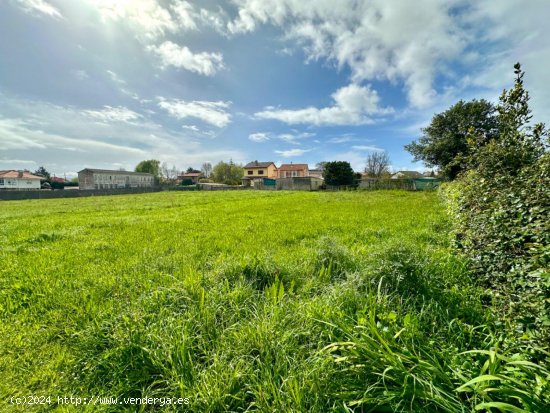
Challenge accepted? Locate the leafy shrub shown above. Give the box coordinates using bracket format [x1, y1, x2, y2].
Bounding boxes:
[443, 64, 549, 343]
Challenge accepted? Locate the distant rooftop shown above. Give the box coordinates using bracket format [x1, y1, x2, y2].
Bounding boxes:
[0, 170, 43, 180]
[78, 168, 153, 176]
[244, 161, 276, 169]
[278, 163, 308, 171]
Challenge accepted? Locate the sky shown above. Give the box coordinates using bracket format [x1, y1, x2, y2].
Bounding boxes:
[1, 0, 549, 177]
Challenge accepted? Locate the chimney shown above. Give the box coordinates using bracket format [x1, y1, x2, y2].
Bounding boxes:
[18, 171, 23, 178]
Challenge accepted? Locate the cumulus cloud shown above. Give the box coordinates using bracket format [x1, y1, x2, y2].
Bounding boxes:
[256, 84, 392, 126]
[249, 132, 270, 142]
[226, 0, 467, 108]
[86, 0, 178, 39]
[274, 148, 311, 157]
[148, 41, 224, 76]
[83, 106, 143, 123]
[170, 0, 198, 31]
[13, 0, 63, 19]
[158, 98, 231, 128]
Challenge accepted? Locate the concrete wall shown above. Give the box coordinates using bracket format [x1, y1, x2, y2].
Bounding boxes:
[276, 177, 323, 191]
[197, 183, 247, 191]
[0, 187, 161, 201]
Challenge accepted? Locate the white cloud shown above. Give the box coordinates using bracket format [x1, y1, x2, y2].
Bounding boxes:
[148, 41, 224, 76]
[249, 132, 270, 142]
[73, 70, 89, 80]
[277, 132, 315, 144]
[351, 145, 384, 152]
[171, 1, 198, 31]
[328, 136, 354, 144]
[83, 106, 143, 123]
[86, 0, 178, 39]
[106, 70, 126, 85]
[0, 117, 145, 156]
[0, 95, 246, 175]
[256, 83, 392, 126]
[158, 98, 231, 128]
[182, 125, 200, 132]
[274, 148, 311, 157]
[227, 0, 467, 108]
[13, 0, 63, 19]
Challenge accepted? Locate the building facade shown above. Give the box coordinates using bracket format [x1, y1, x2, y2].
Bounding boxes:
[178, 172, 203, 184]
[0, 170, 42, 190]
[242, 161, 278, 187]
[78, 169, 154, 190]
[277, 163, 309, 178]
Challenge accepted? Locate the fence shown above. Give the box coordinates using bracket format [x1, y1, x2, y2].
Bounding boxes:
[359, 178, 415, 190]
[358, 178, 441, 191]
[0, 187, 161, 201]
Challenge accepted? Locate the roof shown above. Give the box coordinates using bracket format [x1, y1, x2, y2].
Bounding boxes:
[0, 170, 43, 180]
[50, 176, 66, 183]
[278, 163, 309, 171]
[393, 171, 423, 178]
[244, 161, 276, 169]
[78, 168, 153, 176]
[179, 172, 202, 177]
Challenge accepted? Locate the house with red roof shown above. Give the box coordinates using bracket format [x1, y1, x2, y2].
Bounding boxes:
[277, 163, 309, 178]
[0, 170, 43, 190]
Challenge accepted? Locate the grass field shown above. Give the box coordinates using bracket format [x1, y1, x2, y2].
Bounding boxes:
[1, 191, 544, 412]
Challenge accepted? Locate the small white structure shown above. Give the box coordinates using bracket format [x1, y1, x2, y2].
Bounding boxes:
[78, 168, 154, 190]
[0, 170, 42, 190]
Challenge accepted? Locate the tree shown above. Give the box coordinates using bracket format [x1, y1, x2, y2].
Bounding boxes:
[323, 161, 355, 186]
[364, 151, 391, 178]
[405, 99, 500, 180]
[34, 166, 50, 181]
[186, 167, 201, 173]
[201, 162, 212, 178]
[211, 161, 244, 185]
[135, 160, 160, 179]
[315, 161, 328, 172]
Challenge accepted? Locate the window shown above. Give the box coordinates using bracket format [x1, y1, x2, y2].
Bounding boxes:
[0, 179, 4, 185]
[248, 170, 253, 175]
[258, 170, 264, 175]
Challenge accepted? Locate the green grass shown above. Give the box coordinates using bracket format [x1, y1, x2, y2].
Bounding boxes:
[1, 191, 547, 412]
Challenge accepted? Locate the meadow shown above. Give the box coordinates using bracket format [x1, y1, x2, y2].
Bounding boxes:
[0, 191, 546, 412]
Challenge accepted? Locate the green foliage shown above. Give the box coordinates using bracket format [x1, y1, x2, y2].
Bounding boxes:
[211, 160, 244, 185]
[33, 165, 50, 181]
[405, 99, 500, 180]
[180, 178, 194, 186]
[323, 161, 356, 186]
[135, 159, 160, 178]
[443, 63, 549, 342]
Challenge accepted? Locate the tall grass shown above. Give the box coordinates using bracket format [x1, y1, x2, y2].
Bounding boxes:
[0, 191, 547, 412]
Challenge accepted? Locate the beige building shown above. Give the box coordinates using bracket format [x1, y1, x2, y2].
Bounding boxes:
[242, 161, 277, 187]
[78, 168, 154, 190]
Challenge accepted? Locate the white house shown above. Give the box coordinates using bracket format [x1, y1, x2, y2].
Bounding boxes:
[0, 170, 43, 190]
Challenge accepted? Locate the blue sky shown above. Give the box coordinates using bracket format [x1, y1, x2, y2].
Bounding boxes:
[1, 0, 549, 177]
